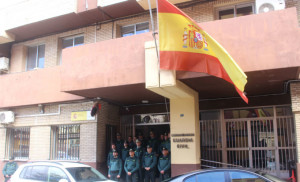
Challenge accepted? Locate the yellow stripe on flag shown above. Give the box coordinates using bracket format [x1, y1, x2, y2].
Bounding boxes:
[159, 12, 247, 94]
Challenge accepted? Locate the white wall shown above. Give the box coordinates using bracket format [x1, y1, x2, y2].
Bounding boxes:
[0, 0, 76, 31]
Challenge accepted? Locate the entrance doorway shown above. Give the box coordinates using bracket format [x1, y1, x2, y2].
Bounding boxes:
[120, 113, 170, 144]
[135, 124, 169, 140]
[200, 105, 296, 178]
[106, 125, 117, 155]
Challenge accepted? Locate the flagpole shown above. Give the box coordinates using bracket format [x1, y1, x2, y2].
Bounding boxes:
[147, 0, 160, 77]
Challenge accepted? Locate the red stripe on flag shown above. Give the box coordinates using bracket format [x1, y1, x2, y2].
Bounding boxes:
[157, 0, 185, 15]
[160, 51, 248, 103]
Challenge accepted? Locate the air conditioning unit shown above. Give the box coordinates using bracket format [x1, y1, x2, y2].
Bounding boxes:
[0, 111, 15, 124]
[256, 0, 285, 14]
[0, 57, 9, 72]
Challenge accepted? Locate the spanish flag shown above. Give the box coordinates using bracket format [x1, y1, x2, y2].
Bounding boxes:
[157, 0, 248, 103]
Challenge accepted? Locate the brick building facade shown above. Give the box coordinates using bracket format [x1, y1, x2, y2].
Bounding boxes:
[0, 0, 299, 181]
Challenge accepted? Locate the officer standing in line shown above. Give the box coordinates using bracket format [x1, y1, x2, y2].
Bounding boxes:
[160, 133, 171, 153]
[135, 139, 145, 181]
[132, 136, 137, 149]
[124, 149, 140, 182]
[148, 131, 159, 155]
[116, 133, 124, 154]
[107, 143, 117, 168]
[142, 145, 157, 182]
[2, 157, 18, 182]
[127, 136, 135, 149]
[138, 132, 147, 148]
[158, 133, 164, 153]
[158, 148, 171, 181]
[166, 132, 171, 152]
[121, 141, 130, 181]
[108, 150, 122, 181]
[122, 141, 130, 162]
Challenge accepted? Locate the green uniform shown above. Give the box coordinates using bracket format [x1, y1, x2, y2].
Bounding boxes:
[107, 150, 120, 167]
[108, 157, 122, 181]
[121, 147, 129, 161]
[135, 147, 145, 180]
[115, 139, 124, 154]
[2, 161, 18, 182]
[134, 147, 145, 160]
[148, 138, 159, 154]
[128, 141, 135, 149]
[107, 150, 114, 167]
[121, 147, 129, 181]
[124, 156, 140, 182]
[158, 154, 171, 181]
[143, 152, 157, 182]
[160, 139, 171, 153]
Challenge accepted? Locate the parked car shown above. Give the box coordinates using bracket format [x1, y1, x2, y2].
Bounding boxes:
[164, 168, 286, 182]
[10, 161, 113, 182]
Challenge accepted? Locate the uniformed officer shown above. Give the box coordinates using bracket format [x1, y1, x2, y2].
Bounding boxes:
[158, 148, 171, 181]
[124, 149, 140, 182]
[107, 143, 117, 168]
[133, 136, 137, 149]
[116, 133, 124, 154]
[122, 141, 129, 162]
[135, 139, 145, 181]
[138, 132, 147, 148]
[148, 131, 159, 155]
[127, 136, 135, 149]
[2, 157, 18, 182]
[108, 150, 122, 181]
[121, 141, 130, 181]
[160, 133, 171, 153]
[143, 145, 157, 182]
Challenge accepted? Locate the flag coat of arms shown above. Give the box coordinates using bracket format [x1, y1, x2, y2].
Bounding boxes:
[157, 0, 248, 103]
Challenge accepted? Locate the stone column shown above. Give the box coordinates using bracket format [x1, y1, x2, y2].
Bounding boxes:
[145, 41, 200, 176]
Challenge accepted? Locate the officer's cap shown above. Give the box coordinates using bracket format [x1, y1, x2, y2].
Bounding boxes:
[113, 150, 118, 153]
[136, 139, 141, 143]
[116, 132, 121, 136]
[129, 149, 135, 152]
[164, 133, 168, 136]
[147, 145, 152, 148]
[162, 147, 168, 151]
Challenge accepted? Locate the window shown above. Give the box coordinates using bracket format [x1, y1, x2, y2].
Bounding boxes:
[52, 125, 80, 160]
[27, 44, 45, 71]
[229, 171, 266, 182]
[66, 167, 107, 181]
[217, 3, 255, 20]
[184, 172, 226, 182]
[48, 167, 70, 182]
[200, 111, 220, 120]
[6, 128, 30, 159]
[276, 106, 292, 116]
[62, 35, 84, 49]
[21, 166, 49, 181]
[121, 22, 149, 37]
[59, 35, 84, 64]
[20, 166, 70, 182]
[224, 107, 274, 119]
